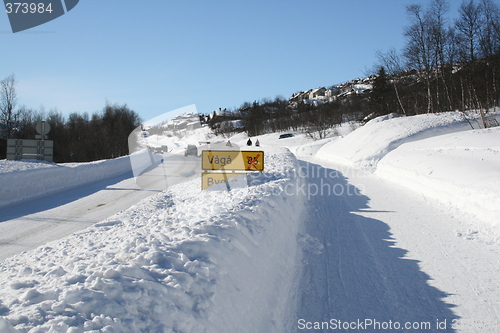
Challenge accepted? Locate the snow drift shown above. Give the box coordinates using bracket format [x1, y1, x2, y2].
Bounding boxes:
[0, 157, 132, 208]
[0, 147, 305, 333]
[315, 111, 500, 231]
[316, 112, 487, 170]
[376, 127, 500, 228]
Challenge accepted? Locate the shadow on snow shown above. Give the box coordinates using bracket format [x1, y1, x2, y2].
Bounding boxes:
[293, 161, 458, 332]
[0, 171, 156, 223]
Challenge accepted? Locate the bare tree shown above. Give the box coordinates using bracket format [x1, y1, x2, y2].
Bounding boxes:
[455, 0, 494, 128]
[303, 103, 341, 140]
[479, 0, 500, 109]
[479, 0, 500, 58]
[455, 0, 482, 62]
[0, 74, 19, 139]
[404, 4, 434, 113]
[427, 0, 454, 111]
[428, 0, 450, 66]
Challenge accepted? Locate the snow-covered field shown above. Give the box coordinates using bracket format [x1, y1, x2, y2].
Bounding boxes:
[0, 110, 499, 332]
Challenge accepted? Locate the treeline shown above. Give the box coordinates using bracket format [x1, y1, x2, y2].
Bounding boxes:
[211, 98, 347, 139]
[46, 104, 141, 162]
[0, 74, 141, 162]
[374, 0, 500, 120]
[211, 0, 500, 138]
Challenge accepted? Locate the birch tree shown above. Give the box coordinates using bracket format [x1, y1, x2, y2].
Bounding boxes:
[0, 74, 18, 139]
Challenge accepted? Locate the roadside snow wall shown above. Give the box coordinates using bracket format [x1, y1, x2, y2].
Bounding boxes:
[376, 127, 500, 229]
[0, 156, 132, 207]
[316, 112, 492, 170]
[315, 111, 500, 236]
[0, 147, 305, 333]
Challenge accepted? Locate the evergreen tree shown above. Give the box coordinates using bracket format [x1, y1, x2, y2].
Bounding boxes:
[370, 67, 392, 115]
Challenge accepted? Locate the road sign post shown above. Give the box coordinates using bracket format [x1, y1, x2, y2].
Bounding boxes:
[6, 121, 54, 162]
[201, 172, 247, 190]
[201, 150, 264, 190]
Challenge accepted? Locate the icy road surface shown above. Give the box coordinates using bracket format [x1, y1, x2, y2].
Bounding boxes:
[0, 157, 200, 261]
[0, 172, 160, 260]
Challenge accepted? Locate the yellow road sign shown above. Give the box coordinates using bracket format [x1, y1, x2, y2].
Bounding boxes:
[201, 172, 244, 190]
[201, 150, 264, 171]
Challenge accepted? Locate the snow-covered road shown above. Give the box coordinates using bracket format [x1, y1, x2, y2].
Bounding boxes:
[0, 171, 161, 260]
[0, 157, 201, 261]
[294, 157, 499, 332]
[1, 112, 499, 332]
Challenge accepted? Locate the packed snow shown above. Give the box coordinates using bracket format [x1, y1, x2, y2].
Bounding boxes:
[316, 110, 500, 231]
[0, 110, 499, 332]
[316, 111, 498, 170]
[0, 148, 305, 332]
[376, 127, 500, 233]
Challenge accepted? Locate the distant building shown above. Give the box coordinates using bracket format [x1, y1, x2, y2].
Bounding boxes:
[288, 76, 375, 105]
[325, 88, 340, 98]
[309, 87, 326, 99]
[290, 89, 312, 102]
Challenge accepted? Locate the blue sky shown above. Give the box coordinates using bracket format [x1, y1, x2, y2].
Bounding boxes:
[1, 0, 464, 122]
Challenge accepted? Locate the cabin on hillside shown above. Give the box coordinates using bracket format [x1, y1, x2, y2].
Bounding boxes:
[290, 89, 312, 102]
[309, 87, 326, 99]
